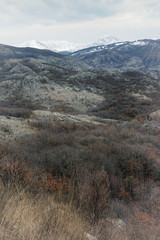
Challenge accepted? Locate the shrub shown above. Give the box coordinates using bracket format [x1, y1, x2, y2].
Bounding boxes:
[0, 107, 32, 118]
[71, 167, 110, 222]
[0, 121, 158, 206]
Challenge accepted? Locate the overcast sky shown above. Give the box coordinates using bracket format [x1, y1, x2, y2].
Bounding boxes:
[0, 0, 160, 45]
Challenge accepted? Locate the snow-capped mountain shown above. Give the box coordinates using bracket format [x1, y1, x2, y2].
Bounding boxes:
[71, 36, 160, 73]
[21, 40, 82, 52]
[88, 35, 119, 47]
[20, 35, 119, 53]
[21, 40, 48, 50]
[20, 34, 160, 54]
[71, 39, 154, 57]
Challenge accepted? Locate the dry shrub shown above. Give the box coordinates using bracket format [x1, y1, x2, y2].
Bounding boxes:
[72, 168, 110, 222]
[0, 120, 158, 201]
[0, 120, 159, 239]
[125, 208, 160, 240]
[0, 157, 29, 188]
[0, 154, 71, 194]
[0, 107, 32, 118]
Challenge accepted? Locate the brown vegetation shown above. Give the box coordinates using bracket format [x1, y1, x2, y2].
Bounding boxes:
[0, 120, 160, 239]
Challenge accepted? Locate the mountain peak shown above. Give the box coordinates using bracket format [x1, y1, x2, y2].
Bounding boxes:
[22, 40, 47, 49]
[87, 35, 119, 48]
[97, 35, 119, 44]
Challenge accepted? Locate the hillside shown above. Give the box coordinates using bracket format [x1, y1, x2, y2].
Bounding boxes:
[0, 50, 160, 122]
[0, 44, 160, 142]
[0, 43, 160, 240]
[71, 39, 160, 72]
[0, 44, 91, 70]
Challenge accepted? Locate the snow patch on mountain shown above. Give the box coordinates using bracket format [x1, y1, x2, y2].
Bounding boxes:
[131, 40, 148, 46]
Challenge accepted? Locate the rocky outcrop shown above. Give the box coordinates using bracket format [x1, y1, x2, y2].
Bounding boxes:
[149, 110, 160, 121]
[84, 232, 97, 240]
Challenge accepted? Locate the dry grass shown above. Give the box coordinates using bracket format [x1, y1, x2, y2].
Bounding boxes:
[0, 186, 89, 240]
[0, 182, 160, 240]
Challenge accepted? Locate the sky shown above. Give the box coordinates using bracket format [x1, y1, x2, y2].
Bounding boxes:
[0, 0, 160, 45]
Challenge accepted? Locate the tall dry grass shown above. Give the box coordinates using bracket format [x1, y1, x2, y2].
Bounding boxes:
[0, 185, 89, 240]
[0, 184, 160, 240]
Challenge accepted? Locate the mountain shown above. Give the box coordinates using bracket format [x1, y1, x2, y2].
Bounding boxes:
[87, 35, 119, 47]
[71, 38, 160, 72]
[20, 35, 119, 53]
[21, 40, 82, 52]
[0, 43, 91, 71]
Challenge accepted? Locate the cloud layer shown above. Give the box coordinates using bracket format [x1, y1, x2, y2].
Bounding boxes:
[0, 0, 123, 24]
[0, 0, 160, 45]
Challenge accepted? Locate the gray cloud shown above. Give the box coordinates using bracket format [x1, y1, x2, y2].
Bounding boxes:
[0, 0, 160, 25]
[0, 0, 124, 25]
[0, 0, 160, 45]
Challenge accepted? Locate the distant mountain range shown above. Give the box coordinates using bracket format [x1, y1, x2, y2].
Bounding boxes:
[3, 34, 160, 73]
[20, 35, 160, 54]
[20, 35, 119, 53]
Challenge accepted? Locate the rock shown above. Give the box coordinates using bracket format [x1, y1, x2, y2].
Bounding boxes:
[84, 232, 97, 240]
[106, 217, 125, 228]
[149, 110, 160, 121]
[131, 93, 152, 103]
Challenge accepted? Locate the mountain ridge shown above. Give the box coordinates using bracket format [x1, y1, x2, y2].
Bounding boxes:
[0, 43, 91, 71]
[18, 35, 160, 53]
[71, 38, 160, 73]
[19, 35, 119, 52]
